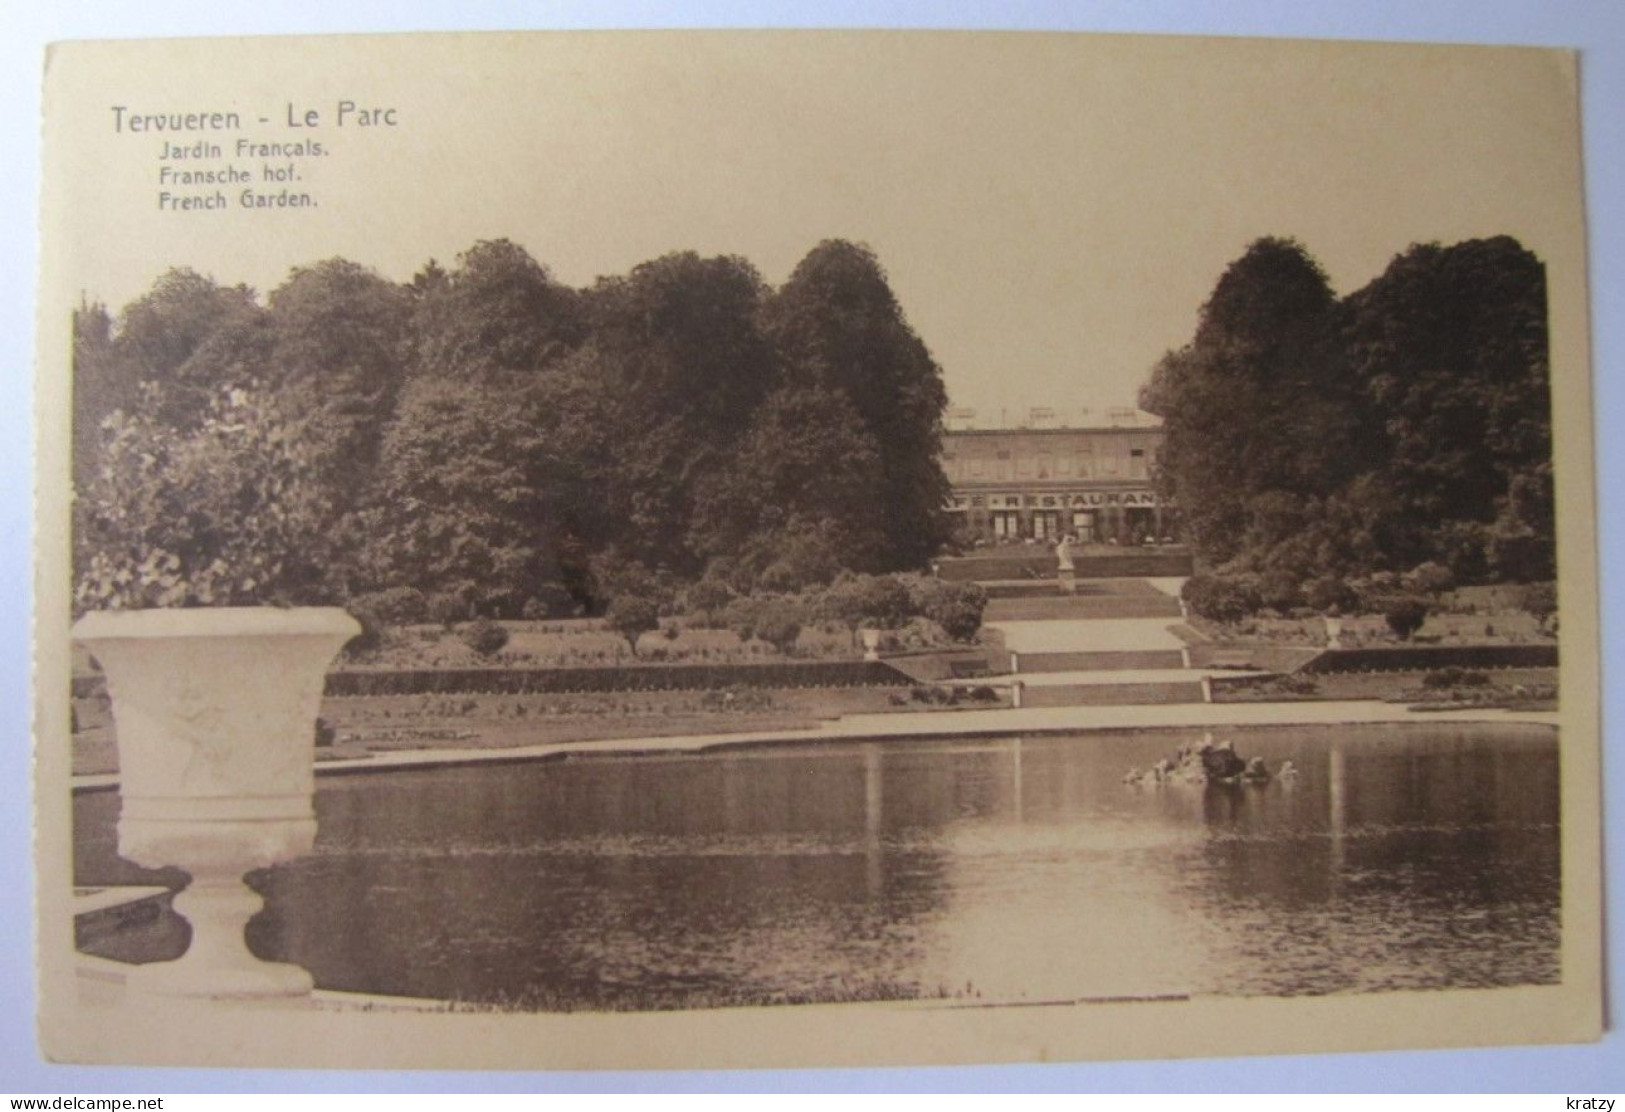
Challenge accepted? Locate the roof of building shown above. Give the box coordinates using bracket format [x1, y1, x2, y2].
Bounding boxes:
[943, 405, 1162, 432]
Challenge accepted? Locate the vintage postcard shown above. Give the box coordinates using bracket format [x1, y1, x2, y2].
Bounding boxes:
[34, 30, 1600, 1069]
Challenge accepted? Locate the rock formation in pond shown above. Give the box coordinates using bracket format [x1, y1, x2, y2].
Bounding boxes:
[1124, 739, 1288, 786]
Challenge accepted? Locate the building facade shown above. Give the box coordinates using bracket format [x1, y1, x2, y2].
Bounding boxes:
[941, 411, 1173, 544]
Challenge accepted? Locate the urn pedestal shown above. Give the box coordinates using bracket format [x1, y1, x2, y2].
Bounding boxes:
[72, 607, 359, 999]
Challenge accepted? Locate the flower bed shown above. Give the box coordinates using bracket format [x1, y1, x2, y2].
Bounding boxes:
[323, 659, 915, 697]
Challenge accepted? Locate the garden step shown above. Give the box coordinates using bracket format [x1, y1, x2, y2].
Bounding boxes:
[1016, 681, 1205, 708]
[1014, 650, 1186, 673]
[981, 581, 1067, 600]
[937, 551, 1194, 582]
[985, 596, 1184, 622]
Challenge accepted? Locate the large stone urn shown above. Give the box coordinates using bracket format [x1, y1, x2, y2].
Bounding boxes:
[72, 607, 359, 999]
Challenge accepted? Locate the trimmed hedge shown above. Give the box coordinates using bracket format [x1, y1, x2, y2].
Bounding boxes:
[324, 659, 915, 697]
[1299, 644, 1558, 675]
[936, 551, 1193, 582]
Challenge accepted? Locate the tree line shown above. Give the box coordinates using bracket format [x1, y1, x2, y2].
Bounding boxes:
[1141, 234, 1553, 610]
[71, 239, 953, 619]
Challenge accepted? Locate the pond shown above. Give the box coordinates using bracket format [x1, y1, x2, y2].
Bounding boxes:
[74, 723, 1561, 1010]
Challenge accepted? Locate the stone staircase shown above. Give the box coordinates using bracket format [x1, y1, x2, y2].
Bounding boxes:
[961, 573, 1209, 709]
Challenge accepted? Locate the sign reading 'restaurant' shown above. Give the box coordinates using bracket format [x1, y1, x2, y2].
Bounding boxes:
[950, 490, 1160, 510]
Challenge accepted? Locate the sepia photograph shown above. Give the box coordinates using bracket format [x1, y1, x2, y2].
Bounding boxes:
[29, 26, 1602, 1073]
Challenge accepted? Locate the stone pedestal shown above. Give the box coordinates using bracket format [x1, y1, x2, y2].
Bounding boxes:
[861, 628, 882, 662]
[73, 607, 359, 999]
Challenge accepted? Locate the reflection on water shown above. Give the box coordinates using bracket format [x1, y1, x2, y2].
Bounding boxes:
[74, 723, 1560, 1009]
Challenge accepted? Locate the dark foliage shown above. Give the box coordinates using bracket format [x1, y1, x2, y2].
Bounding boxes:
[72, 239, 950, 616]
[1143, 235, 1553, 587]
[1382, 596, 1431, 640]
[323, 659, 914, 696]
[461, 617, 512, 658]
[1181, 574, 1263, 623]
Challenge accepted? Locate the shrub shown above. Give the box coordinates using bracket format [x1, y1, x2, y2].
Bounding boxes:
[606, 595, 661, 657]
[909, 685, 956, 706]
[522, 584, 578, 621]
[751, 600, 805, 654]
[1518, 582, 1558, 633]
[313, 716, 336, 748]
[813, 573, 913, 644]
[1429, 520, 1494, 584]
[1304, 575, 1358, 615]
[1257, 570, 1303, 612]
[1182, 575, 1262, 624]
[854, 575, 914, 630]
[921, 582, 987, 642]
[684, 577, 735, 619]
[428, 591, 471, 628]
[588, 554, 677, 614]
[1406, 561, 1455, 597]
[720, 595, 766, 643]
[74, 386, 333, 611]
[461, 617, 511, 658]
[1383, 596, 1430, 640]
[342, 607, 385, 658]
[349, 586, 428, 627]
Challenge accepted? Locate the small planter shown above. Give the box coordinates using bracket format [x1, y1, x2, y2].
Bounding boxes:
[861, 628, 882, 662]
[72, 606, 359, 999]
[1324, 616, 1344, 649]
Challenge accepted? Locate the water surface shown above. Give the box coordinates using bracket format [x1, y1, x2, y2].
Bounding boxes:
[74, 723, 1560, 1009]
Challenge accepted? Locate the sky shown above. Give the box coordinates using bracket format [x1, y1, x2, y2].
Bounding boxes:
[47, 31, 1583, 422]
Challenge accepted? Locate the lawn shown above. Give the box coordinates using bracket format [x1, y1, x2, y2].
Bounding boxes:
[1191, 584, 1555, 649]
[347, 617, 921, 671]
[1212, 667, 1559, 707]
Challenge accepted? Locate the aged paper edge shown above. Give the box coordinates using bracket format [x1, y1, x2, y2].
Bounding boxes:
[30, 30, 1603, 1070]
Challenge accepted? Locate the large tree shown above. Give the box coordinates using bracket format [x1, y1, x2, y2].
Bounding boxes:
[363, 375, 569, 615]
[561, 251, 778, 574]
[1142, 234, 1553, 586]
[71, 299, 125, 492]
[1342, 236, 1552, 578]
[687, 382, 889, 584]
[108, 268, 267, 430]
[262, 258, 414, 514]
[1140, 237, 1360, 568]
[409, 239, 586, 383]
[763, 240, 950, 570]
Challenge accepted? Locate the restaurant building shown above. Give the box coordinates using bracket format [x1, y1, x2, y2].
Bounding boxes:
[941, 406, 1175, 544]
